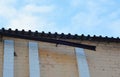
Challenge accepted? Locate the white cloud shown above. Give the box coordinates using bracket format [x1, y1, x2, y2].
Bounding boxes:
[0, 0, 58, 32]
[0, 1, 55, 18]
[7, 13, 57, 31]
[72, 12, 101, 27]
[0, 0, 16, 5]
[108, 20, 120, 35]
[70, 0, 82, 7]
[8, 14, 41, 30]
[23, 0, 50, 4]
[69, 0, 120, 36]
[6, 10, 57, 32]
[23, 4, 55, 13]
[0, 6, 17, 19]
[0, 0, 17, 19]
[0, 0, 120, 37]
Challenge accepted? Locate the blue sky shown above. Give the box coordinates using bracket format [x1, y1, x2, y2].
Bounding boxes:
[0, 0, 120, 37]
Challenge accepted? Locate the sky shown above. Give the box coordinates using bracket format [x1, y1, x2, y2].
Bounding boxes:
[0, 0, 120, 37]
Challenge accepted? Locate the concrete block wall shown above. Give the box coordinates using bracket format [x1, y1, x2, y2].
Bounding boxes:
[0, 37, 120, 77]
[14, 39, 29, 77]
[84, 42, 120, 77]
[0, 41, 3, 77]
[38, 42, 78, 77]
[0, 37, 79, 77]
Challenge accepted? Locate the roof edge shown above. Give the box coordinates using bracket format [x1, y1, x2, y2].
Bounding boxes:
[0, 28, 120, 43]
[0, 28, 96, 50]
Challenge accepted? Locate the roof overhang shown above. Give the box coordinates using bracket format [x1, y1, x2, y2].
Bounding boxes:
[0, 28, 96, 50]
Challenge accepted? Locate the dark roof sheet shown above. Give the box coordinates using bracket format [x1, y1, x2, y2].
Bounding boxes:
[0, 28, 119, 51]
[0, 28, 119, 43]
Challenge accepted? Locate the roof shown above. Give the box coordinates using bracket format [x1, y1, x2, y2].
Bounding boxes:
[0, 28, 120, 50]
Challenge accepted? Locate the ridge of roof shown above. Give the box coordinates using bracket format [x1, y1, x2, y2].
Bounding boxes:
[0, 28, 120, 43]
